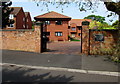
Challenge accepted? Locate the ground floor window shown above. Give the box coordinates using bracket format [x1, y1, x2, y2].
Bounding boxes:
[78, 33, 81, 36]
[71, 34, 75, 37]
[43, 32, 50, 36]
[55, 32, 62, 36]
[8, 24, 14, 28]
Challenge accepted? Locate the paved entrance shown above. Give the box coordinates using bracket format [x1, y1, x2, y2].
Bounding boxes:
[43, 41, 81, 54]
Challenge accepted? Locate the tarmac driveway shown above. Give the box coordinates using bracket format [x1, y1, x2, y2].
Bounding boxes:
[43, 41, 81, 54]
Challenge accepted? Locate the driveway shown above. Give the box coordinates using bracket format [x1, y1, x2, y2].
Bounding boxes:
[43, 41, 81, 54]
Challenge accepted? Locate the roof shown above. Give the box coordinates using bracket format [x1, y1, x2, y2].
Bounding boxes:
[34, 11, 71, 19]
[69, 19, 92, 26]
[9, 7, 22, 15]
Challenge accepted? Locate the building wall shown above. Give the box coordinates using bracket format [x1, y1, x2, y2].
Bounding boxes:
[89, 30, 118, 55]
[46, 21, 69, 41]
[16, 8, 26, 29]
[69, 23, 82, 39]
[25, 13, 32, 29]
[0, 25, 41, 53]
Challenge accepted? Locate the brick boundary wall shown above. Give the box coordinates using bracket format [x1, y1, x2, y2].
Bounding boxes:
[89, 29, 118, 55]
[0, 25, 41, 53]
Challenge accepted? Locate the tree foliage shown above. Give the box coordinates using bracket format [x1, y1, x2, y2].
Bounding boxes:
[84, 15, 105, 23]
[89, 21, 114, 29]
[112, 20, 120, 28]
[1, 1, 14, 28]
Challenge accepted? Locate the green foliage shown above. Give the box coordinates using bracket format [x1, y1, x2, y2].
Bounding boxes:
[68, 35, 80, 41]
[84, 15, 105, 23]
[112, 20, 119, 29]
[2, 1, 14, 28]
[89, 21, 115, 29]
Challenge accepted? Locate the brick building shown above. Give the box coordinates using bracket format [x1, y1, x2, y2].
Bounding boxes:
[25, 12, 32, 29]
[34, 11, 92, 41]
[6, 7, 32, 29]
[34, 11, 71, 41]
[68, 19, 92, 39]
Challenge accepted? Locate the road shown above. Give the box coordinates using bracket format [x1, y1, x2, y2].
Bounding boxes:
[2, 64, 119, 82]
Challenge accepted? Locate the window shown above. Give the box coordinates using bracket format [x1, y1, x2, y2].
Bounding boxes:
[8, 24, 14, 28]
[45, 21, 50, 25]
[71, 34, 75, 37]
[23, 25, 25, 28]
[23, 18, 25, 21]
[55, 32, 62, 36]
[44, 32, 50, 36]
[94, 34, 104, 41]
[27, 25, 29, 28]
[55, 21, 62, 25]
[78, 26, 82, 30]
[71, 27, 76, 31]
[9, 14, 14, 19]
[78, 33, 81, 36]
[82, 21, 90, 25]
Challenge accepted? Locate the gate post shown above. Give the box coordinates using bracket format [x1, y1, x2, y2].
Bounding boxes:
[34, 22, 42, 53]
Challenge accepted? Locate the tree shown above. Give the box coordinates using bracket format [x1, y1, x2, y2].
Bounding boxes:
[84, 15, 105, 23]
[1, 0, 14, 28]
[112, 20, 120, 28]
[89, 21, 114, 29]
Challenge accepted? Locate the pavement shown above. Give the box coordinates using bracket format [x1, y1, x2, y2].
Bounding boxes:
[2, 49, 119, 72]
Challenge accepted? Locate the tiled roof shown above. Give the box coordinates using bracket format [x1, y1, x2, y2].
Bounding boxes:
[34, 11, 71, 19]
[69, 19, 92, 26]
[9, 7, 22, 15]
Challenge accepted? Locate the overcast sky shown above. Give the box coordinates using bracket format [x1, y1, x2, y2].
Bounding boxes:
[11, 0, 119, 25]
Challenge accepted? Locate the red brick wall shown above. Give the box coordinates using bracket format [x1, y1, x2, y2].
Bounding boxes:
[89, 30, 118, 55]
[0, 25, 41, 53]
[46, 21, 69, 41]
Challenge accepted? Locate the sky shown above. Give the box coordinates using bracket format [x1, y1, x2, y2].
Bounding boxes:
[11, 0, 119, 25]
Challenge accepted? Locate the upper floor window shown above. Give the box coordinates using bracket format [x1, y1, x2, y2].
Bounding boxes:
[8, 24, 14, 28]
[45, 21, 50, 25]
[55, 21, 62, 25]
[71, 27, 76, 31]
[82, 21, 90, 25]
[9, 14, 14, 19]
[27, 19, 29, 22]
[23, 18, 25, 21]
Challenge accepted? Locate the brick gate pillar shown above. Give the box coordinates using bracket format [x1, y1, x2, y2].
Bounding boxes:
[34, 25, 41, 53]
[81, 23, 90, 55]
